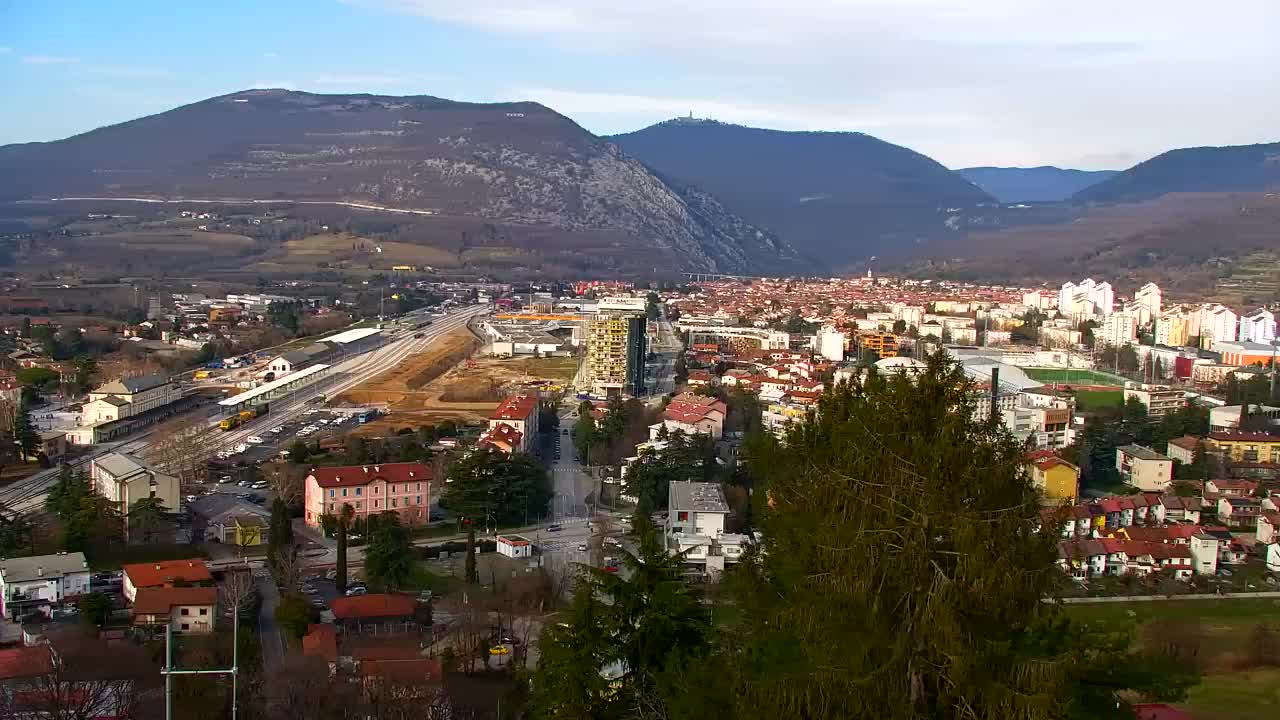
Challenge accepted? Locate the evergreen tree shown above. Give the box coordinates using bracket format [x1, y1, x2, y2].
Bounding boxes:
[267, 497, 293, 566]
[334, 502, 354, 594]
[126, 497, 171, 544]
[13, 402, 39, 460]
[362, 512, 413, 591]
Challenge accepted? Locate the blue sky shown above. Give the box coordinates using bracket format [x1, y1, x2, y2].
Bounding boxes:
[3, 0, 1278, 169]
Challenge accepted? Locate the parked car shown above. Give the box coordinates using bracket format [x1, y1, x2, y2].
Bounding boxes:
[345, 587, 367, 597]
[546, 524, 563, 532]
[488, 645, 510, 656]
[245, 436, 264, 444]
[577, 544, 588, 552]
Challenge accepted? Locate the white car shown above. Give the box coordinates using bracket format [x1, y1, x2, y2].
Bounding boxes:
[246, 436, 264, 444]
[234, 443, 249, 453]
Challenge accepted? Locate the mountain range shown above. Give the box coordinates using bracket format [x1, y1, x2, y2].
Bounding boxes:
[0, 89, 797, 275]
[611, 119, 993, 266]
[1, 89, 1278, 282]
[955, 166, 1118, 203]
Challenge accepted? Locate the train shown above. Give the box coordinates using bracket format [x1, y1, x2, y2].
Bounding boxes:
[219, 403, 269, 431]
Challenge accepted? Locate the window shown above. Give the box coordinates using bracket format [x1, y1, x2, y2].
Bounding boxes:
[355, 487, 362, 497]
[678, 511, 689, 521]
[416, 483, 421, 491]
[342, 488, 348, 497]
[374, 499, 380, 508]
[391, 499, 397, 508]
[415, 496, 421, 505]
[329, 490, 335, 498]
[199, 608, 208, 616]
[391, 484, 396, 493]
[181, 623, 190, 631]
[355, 502, 362, 510]
[181, 608, 190, 616]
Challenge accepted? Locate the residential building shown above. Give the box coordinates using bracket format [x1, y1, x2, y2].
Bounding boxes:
[89, 452, 180, 522]
[586, 298, 647, 397]
[1198, 304, 1238, 347]
[1207, 431, 1280, 464]
[1259, 512, 1280, 545]
[1155, 311, 1190, 348]
[265, 343, 333, 376]
[1208, 404, 1280, 432]
[189, 493, 270, 546]
[0, 552, 91, 620]
[1026, 451, 1078, 504]
[1237, 308, 1276, 344]
[476, 423, 525, 454]
[1097, 311, 1138, 348]
[1116, 445, 1173, 492]
[856, 332, 897, 359]
[122, 558, 211, 603]
[1133, 283, 1161, 327]
[131, 587, 217, 634]
[1165, 435, 1200, 465]
[665, 481, 745, 573]
[651, 393, 727, 440]
[328, 593, 418, 632]
[485, 393, 540, 453]
[1123, 382, 1184, 418]
[1189, 533, 1219, 575]
[1217, 497, 1262, 529]
[1039, 325, 1082, 348]
[304, 462, 432, 528]
[1002, 405, 1073, 450]
[815, 325, 846, 362]
[82, 374, 183, 424]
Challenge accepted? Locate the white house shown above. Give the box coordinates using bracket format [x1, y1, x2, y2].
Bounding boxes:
[0, 552, 91, 620]
[81, 375, 183, 424]
[665, 481, 745, 575]
[90, 452, 180, 522]
[1115, 445, 1173, 492]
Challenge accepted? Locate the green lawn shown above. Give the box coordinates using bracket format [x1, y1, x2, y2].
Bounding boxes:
[1073, 388, 1124, 411]
[1181, 669, 1280, 720]
[1065, 598, 1280, 634]
[1024, 367, 1126, 386]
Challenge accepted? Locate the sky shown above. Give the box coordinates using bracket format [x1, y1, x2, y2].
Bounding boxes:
[2, 0, 1278, 170]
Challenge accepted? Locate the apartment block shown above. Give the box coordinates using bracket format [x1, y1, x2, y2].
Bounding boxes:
[1123, 382, 1184, 418]
[586, 298, 647, 397]
[1116, 445, 1173, 492]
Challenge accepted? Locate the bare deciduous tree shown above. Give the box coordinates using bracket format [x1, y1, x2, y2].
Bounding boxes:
[263, 461, 308, 509]
[146, 415, 217, 487]
[0, 633, 159, 720]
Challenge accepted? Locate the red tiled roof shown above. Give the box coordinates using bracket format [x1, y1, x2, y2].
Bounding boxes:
[132, 586, 217, 615]
[491, 394, 538, 422]
[309, 462, 431, 489]
[477, 423, 523, 452]
[302, 624, 338, 661]
[1167, 436, 1200, 452]
[0, 646, 52, 681]
[329, 593, 416, 620]
[123, 558, 211, 588]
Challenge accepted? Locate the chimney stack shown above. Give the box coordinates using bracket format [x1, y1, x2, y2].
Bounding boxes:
[990, 367, 1000, 423]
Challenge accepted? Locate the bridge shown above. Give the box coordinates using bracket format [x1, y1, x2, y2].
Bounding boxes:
[680, 272, 769, 282]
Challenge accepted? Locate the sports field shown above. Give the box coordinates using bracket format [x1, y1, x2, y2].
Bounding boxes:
[1023, 368, 1125, 386]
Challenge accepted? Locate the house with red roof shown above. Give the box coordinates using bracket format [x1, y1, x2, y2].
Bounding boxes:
[131, 586, 218, 634]
[328, 593, 419, 633]
[122, 558, 211, 603]
[304, 462, 431, 529]
[650, 393, 727, 440]
[476, 423, 524, 454]
[487, 393, 540, 452]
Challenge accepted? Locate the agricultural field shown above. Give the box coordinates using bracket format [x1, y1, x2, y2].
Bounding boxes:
[339, 337, 579, 435]
[1066, 598, 1280, 719]
[1024, 367, 1126, 387]
[250, 232, 461, 273]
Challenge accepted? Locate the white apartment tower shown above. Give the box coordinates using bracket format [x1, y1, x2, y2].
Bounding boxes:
[1238, 309, 1276, 344]
[1098, 311, 1138, 349]
[1198, 304, 1238, 347]
[1059, 278, 1114, 320]
[1134, 283, 1161, 328]
[815, 325, 846, 362]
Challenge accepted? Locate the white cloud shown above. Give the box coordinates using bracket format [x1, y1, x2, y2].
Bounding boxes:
[360, 0, 1280, 168]
[22, 55, 80, 65]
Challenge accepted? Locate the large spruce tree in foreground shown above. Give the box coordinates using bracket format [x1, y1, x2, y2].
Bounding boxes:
[536, 353, 1195, 719]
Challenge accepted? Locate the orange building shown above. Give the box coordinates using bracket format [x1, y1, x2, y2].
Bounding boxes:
[858, 333, 898, 359]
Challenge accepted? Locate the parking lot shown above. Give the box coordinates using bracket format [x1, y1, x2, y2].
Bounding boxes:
[212, 408, 373, 465]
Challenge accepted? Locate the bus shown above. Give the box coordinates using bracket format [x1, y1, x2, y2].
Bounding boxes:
[357, 410, 376, 424]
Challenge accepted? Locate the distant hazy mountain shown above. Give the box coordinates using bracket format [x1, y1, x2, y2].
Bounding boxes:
[0, 90, 798, 274]
[956, 166, 1118, 203]
[1073, 141, 1280, 203]
[610, 119, 993, 266]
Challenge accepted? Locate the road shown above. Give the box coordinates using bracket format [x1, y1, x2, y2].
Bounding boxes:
[0, 305, 488, 516]
[643, 305, 681, 400]
[254, 568, 285, 672]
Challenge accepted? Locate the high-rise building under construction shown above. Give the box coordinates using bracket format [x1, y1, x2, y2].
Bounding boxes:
[586, 297, 647, 397]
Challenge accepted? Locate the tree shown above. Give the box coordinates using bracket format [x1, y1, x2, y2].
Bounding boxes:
[531, 517, 710, 717]
[268, 497, 294, 568]
[706, 352, 1196, 718]
[146, 415, 216, 487]
[78, 591, 113, 630]
[892, 319, 907, 334]
[442, 449, 552, 528]
[623, 431, 717, 510]
[0, 634, 158, 720]
[275, 593, 318, 640]
[335, 503, 354, 594]
[363, 512, 413, 591]
[126, 496, 171, 544]
[13, 401, 39, 460]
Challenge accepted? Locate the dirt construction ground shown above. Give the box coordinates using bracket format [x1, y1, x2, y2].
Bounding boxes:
[336, 332, 579, 436]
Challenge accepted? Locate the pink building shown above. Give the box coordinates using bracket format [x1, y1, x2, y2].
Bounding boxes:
[304, 462, 432, 528]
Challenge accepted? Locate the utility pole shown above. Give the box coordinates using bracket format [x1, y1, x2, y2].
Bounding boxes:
[164, 605, 240, 720]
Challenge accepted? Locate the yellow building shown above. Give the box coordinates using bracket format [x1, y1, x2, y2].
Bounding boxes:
[586, 299, 646, 396]
[1027, 451, 1079, 504]
[1208, 431, 1280, 464]
[858, 332, 898, 359]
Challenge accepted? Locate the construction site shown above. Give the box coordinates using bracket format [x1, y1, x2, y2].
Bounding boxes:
[336, 327, 579, 436]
